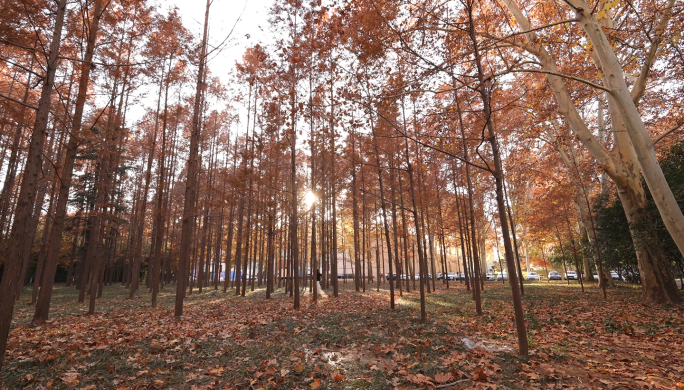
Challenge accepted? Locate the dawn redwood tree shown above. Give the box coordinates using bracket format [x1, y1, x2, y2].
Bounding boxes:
[33, 0, 108, 323]
[175, 0, 210, 317]
[0, 0, 68, 369]
[370, 104, 396, 309]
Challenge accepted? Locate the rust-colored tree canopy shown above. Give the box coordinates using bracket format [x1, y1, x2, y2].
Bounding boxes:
[0, 0, 683, 387]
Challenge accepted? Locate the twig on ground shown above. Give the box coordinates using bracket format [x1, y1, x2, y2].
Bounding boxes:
[410, 378, 471, 390]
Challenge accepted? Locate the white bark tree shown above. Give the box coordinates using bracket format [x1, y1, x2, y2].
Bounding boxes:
[501, 0, 681, 303]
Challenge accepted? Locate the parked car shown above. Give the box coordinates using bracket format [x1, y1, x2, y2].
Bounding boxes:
[496, 272, 508, 281]
[486, 273, 494, 281]
[447, 272, 457, 280]
[548, 271, 562, 280]
[385, 273, 399, 281]
[437, 273, 444, 280]
[565, 271, 578, 280]
[592, 271, 620, 281]
[527, 272, 541, 281]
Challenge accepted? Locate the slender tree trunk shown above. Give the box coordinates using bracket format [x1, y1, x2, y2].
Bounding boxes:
[0, 57, 34, 241]
[390, 159, 402, 296]
[398, 171, 411, 293]
[131, 65, 165, 299]
[467, 0, 527, 355]
[456, 93, 481, 312]
[234, 189, 246, 294]
[351, 135, 362, 292]
[404, 137, 426, 322]
[151, 59, 172, 306]
[329, 65, 339, 297]
[503, 179, 524, 295]
[174, 0, 209, 317]
[565, 215, 585, 293]
[370, 120, 395, 307]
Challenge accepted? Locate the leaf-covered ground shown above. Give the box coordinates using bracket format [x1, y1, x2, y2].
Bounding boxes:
[1, 280, 683, 389]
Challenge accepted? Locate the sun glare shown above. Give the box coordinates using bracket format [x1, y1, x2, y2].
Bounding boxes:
[304, 191, 316, 209]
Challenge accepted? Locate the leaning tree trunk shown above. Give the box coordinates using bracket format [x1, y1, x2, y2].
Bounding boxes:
[503, 0, 680, 304]
[570, 0, 684, 269]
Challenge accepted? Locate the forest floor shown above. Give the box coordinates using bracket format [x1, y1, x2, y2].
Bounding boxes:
[1, 280, 683, 390]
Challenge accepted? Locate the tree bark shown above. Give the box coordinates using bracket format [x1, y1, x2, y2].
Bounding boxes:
[174, 0, 209, 317]
[503, 0, 681, 303]
[468, 0, 528, 355]
[0, 0, 67, 370]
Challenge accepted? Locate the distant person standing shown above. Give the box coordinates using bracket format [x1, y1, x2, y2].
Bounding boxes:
[316, 270, 322, 296]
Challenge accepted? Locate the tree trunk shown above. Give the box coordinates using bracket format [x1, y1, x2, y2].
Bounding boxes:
[617, 180, 681, 303]
[571, 0, 684, 268]
[467, 0, 528, 355]
[0, 0, 67, 370]
[174, 0, 209, 317]
[504, 0, 680, 303]
[371, 124, 395, 308]
[404, 137, 427, 322]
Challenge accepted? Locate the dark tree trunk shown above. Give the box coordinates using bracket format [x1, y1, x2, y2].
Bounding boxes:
[0, 0, 67, 370]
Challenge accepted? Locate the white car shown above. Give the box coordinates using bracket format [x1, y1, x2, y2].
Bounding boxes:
[486, 273, 494, 281]
[565, 271, 578, 280]
[527, 272, 541, 281]
[610, 271, 620, 280]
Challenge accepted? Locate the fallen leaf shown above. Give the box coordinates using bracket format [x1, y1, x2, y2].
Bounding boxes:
[406, 373, 433, 385]
[434, 372, 454, 383]
[332, 372, 346, 382]
[206, 367, 225, 377]
[61, 372, 80, 387]
[310, 378, 321, 388]
[473, 367, 488, 381]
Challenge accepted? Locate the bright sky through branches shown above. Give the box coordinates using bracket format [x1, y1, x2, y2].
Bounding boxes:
[166, 0, 271, 82]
